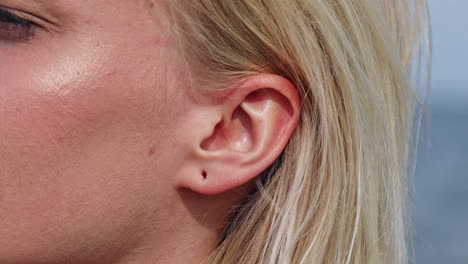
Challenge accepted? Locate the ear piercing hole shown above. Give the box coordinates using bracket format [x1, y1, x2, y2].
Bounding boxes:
[201, 170, 207, 180]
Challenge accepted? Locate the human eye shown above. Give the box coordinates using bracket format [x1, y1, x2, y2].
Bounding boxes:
[0, 7, 38, 42]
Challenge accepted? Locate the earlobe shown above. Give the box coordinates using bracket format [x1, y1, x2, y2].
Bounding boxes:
[176, 74, 301, 195]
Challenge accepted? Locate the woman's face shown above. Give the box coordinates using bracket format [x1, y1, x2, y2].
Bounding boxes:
[0, 0, 193, 262]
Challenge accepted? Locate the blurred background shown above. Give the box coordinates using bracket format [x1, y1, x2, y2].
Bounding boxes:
[414, 1, 468, 263]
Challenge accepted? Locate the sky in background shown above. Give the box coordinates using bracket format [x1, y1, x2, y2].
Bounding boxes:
[415, 2, 468, 263]
[428, 0, 468, 105]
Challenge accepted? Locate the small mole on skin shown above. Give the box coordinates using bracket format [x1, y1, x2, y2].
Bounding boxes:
[148, 146, 156, 156]
[56, 136, 65, 143]
[145, 0, 155, 8]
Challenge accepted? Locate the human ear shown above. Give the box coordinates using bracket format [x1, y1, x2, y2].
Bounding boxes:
[176, 74, 301, 195]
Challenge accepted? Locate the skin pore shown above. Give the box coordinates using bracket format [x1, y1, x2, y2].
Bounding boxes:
[0, 0, 300, 263]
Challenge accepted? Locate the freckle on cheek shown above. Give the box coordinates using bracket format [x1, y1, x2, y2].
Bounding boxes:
[148, 146, 156, 157]
[56, 136, 65, 143]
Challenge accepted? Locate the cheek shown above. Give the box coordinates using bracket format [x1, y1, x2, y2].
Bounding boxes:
[0, 46, 150, 176]
[0, 40, 183, 259]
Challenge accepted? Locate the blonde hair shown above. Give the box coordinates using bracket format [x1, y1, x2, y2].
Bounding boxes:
[170, 0, 430, 263]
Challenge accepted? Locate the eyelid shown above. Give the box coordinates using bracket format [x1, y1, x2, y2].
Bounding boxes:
[0, 8, 37, 42]
[0, 5, 59, 32]
[0, 7, 33, 25]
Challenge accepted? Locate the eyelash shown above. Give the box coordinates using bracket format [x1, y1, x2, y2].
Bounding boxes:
[0, 7, 37, 41]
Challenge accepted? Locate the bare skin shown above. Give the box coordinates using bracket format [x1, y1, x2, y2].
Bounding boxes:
[0, 0, 300, 263]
